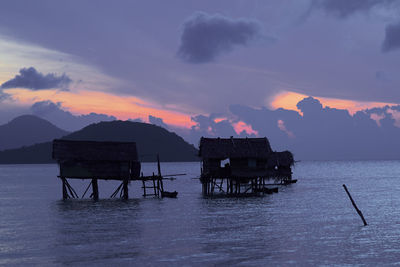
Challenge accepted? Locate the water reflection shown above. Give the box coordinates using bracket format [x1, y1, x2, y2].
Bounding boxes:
[197, 197, 274, 265]
[51, 199, 143, 265]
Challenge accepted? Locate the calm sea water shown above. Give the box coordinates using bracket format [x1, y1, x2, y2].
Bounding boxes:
[1, 161, 400, 266]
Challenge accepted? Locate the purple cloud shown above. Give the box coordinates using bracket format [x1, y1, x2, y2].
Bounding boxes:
[178, 12, 262, 63]
[1, 67, 71, 90]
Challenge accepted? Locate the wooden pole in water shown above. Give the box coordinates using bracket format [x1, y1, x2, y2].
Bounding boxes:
[92, 178, 99, 200]
[343, 184, 367, 226]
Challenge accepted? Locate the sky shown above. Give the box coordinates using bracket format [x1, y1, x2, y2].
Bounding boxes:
[1, 0, 400, 159]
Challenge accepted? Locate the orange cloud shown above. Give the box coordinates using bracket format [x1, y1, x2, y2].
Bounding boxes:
[214, 117, 228, 123]
[270, 91, 397, 115]
[277, 119, 294, 138]
[232, 121, 258, 136]
[5, 88, 195, 128]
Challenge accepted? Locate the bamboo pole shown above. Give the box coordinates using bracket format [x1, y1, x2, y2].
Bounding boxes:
[343, 184, 367, 226]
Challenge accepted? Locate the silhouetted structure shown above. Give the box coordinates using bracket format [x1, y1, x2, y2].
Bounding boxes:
[199, 137, 295, 196]
[53, 139, 172, 200]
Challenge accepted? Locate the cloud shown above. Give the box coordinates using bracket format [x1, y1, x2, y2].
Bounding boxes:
[296, 96, 323, 115]
[311, 0, 397, 18]
[230, 97, 400, 160]
[0, 90, 10, 101]
[148, 115, 169, 129]
[1, 67, 71, 90]
[382, 22, 400, 52]
[30, 100, 116, 131]
[177, 12, 262, 63]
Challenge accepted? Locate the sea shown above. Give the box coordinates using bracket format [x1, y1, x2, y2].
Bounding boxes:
[1, 161, 400, 266]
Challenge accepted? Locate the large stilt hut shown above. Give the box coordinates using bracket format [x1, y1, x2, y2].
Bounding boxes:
[52, 140, 142, 200]
[53, 138, 177, 200]
[199, 137, 295, 196]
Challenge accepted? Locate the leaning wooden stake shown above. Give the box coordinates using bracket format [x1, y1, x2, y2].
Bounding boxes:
[343, 184, 367, 226]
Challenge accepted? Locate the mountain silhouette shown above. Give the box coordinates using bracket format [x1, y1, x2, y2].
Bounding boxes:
[0, 115, 69, 150]
[0, 120, 199, 164]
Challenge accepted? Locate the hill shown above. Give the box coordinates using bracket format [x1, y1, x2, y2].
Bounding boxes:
[0, 115, 69, 150]
[0, 120, 199, 164]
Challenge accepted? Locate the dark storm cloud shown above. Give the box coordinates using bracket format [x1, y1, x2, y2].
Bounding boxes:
[1, 67, 71, 90]
[382, 22, 400, 52]
[177, 12, 262, 63]
[30, 100, 116, 131]
[312, 0, 397, 18]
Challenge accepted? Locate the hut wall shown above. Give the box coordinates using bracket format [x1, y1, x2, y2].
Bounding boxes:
[202, 158, 221, 175]
[53, 140, 141, 180]
[59, 160, 141, 180]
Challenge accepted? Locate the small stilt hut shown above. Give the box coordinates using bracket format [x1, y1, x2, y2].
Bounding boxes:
[199, 137, 295, 196]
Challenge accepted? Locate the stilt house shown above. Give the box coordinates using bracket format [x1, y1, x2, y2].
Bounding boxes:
[199, 137, 294, 196]
[52, 139, 141, 199]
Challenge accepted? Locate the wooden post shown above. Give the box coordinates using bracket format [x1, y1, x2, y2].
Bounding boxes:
[343, 184, 367, 226]
[157, 154, 161, 176]
[160, 177, 164, 194]
[152, 173, 157, 196]
[92, 178, 99, 200]
[142, 180, 146, 197]
[61, 177, 68, 200]
[157, 178, 160, 196]
[122, 179, 129, 200]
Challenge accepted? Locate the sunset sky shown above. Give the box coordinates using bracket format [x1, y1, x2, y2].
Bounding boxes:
[1, 0, 400, 136]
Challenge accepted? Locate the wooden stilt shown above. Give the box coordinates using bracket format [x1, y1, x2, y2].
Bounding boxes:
[92, 178, 99, 200]
[110, 182, 123, 198]
[152, 173, 157, 196]
[160, 177, 164, 194]
[65, 180, 78, 198]
[142, 179, 146, 197]
[82, 181, 92, 198]
[157, 178, 160, 196]
[157, 154, 164, 195]
[61, 177, 68, 200]
[122, 179, 129, 200]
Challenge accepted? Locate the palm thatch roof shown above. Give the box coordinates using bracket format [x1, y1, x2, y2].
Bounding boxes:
[267, 151, 294, 167]
[199, 137, 272, 159]
[52, 139, 138, 162]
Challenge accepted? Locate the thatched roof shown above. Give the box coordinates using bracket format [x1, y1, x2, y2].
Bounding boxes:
[267, 151, 294, 167]
[52, 139, 138, 161]
[199, 137, 272, 159]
